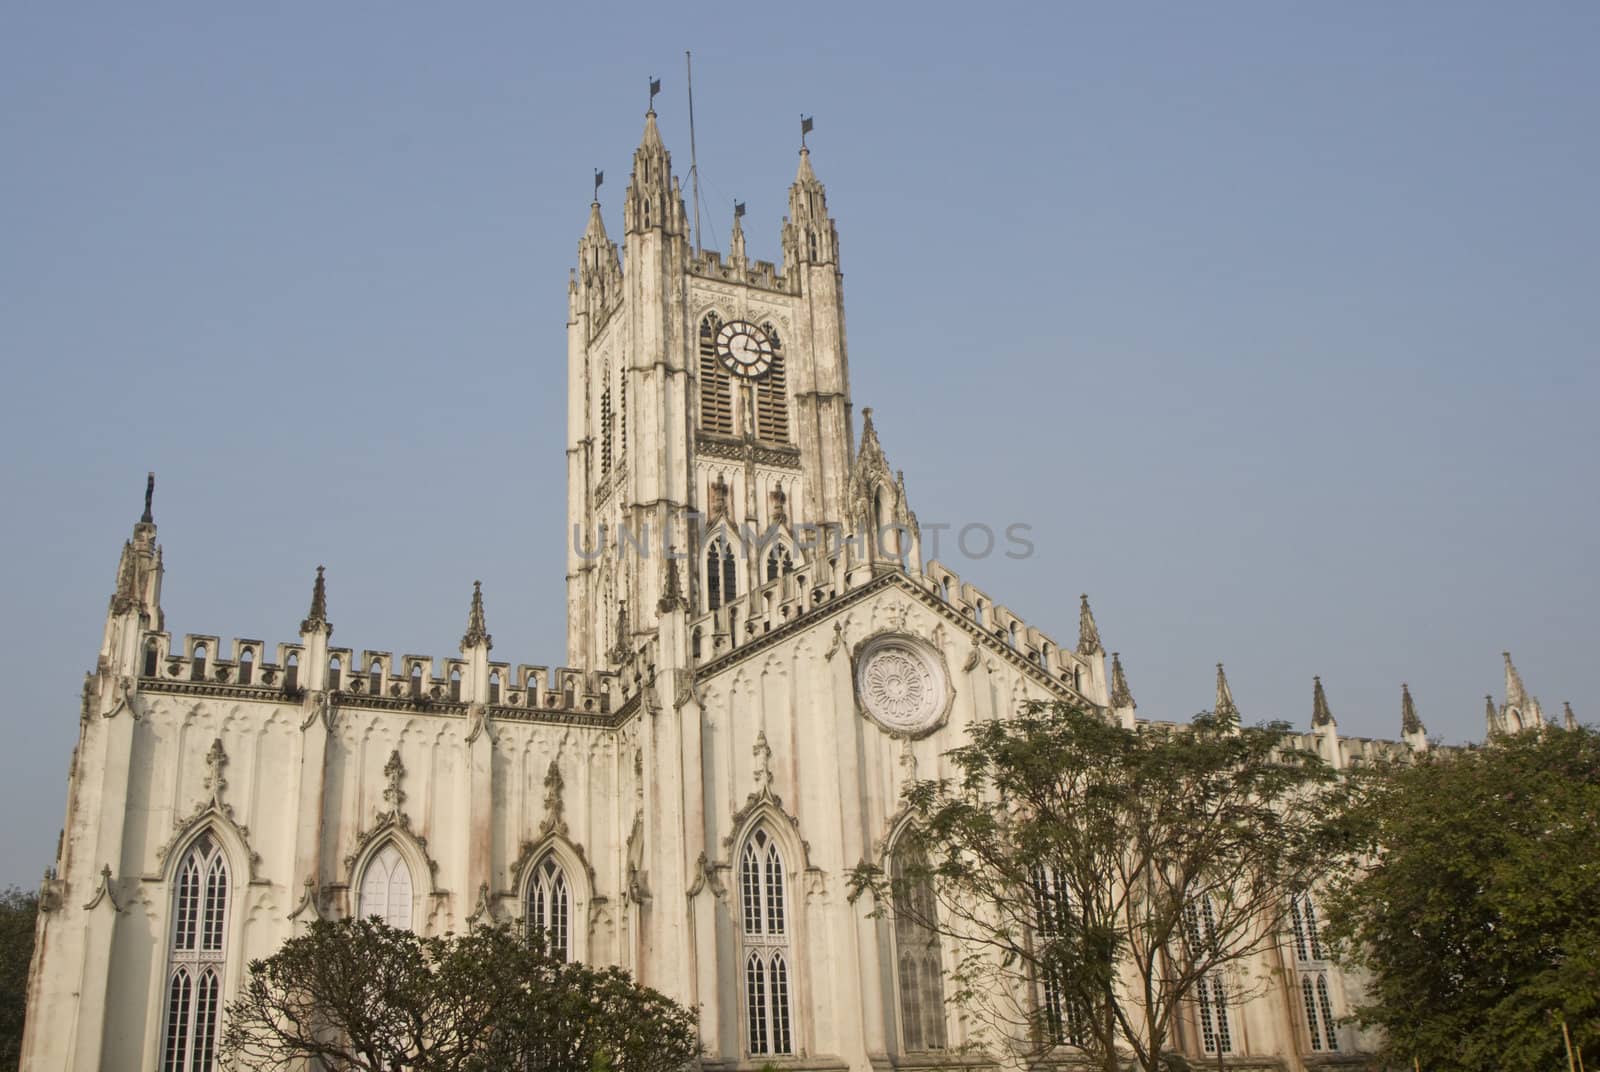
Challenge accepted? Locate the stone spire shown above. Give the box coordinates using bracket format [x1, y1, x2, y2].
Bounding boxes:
[1564, 702, 1578, 731]
[461, 580, 491, 651]
[1077, 594, 1103, 656]
[623, 110, 685, 236]
[782, 146, 839, 267]
[1311, 676, 1336, 728]
[1485, 694, 1500, 737]
[1214, 663, 1239, 721]
[1401, 683, 1424, 736]
[1109, 653, 1135, 710]
[300, 566, 330, 636]
[1502, 651, 1528, 709]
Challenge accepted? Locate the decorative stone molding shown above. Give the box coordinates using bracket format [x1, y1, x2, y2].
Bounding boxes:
[82, 864, 124, 913]
[851, 632, 953, 739]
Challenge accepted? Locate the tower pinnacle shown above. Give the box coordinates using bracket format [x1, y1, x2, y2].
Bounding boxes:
[1110, 652, 1135, 710]
[1311, 676, 1335, 728]
[783, 145, 838, 267]
[300, 566, 330, 636]
[1401, 683, 1424, 736]
[1214, 663, 1239, 721]
[1076, 595, 1103, 656]
[461, 580, 491, 651]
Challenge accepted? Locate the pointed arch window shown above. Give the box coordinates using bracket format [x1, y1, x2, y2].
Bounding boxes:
[765, 543, 794, 584]
[1290, 892, 1339, 1052]
[698, 314, 734, 436]
[740, 826, 793, 1056]
[1031, 864, 1086, 1046]
[600, 384, 614, 476]
[707, 533, 737, 612]
[527, 855, 571, 961]
[1184, 895, 1232, 1055]
[162, 832, 228, 1072]
[892, 841, 947, 1052]
[358, 843, 414, 931]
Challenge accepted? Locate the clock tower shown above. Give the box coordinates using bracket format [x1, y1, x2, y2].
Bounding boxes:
[565, 111, 862, 672]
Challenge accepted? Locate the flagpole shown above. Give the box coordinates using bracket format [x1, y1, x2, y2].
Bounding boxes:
[686, 50, 701, 255]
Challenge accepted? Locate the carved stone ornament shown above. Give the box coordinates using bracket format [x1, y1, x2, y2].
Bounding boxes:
[852, 633, 952, 738]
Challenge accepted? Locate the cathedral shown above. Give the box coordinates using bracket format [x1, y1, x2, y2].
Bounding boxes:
[22, 110, 1568, 1072]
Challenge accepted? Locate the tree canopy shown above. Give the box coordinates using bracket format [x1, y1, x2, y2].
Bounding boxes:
[0, 886, 39, 1068]
[220, 918, 698, 1072]
[850, 699, 1343, 1072]
[1322, 723, 1600, 1072]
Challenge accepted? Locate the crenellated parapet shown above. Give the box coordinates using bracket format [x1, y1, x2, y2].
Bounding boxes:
[132, 630, 625, 727]
[688, 248, 788, 293]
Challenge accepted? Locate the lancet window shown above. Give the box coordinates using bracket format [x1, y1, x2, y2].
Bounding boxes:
[892, 841, 947, 1052]
[753, 322, 789, 443]
[527, 855, 571, 961]
[1031, 864, 1086, 1046]
[1184, 895, 1233, 1055]
[1290, 892, 1339, 1051]
[740, 826, 793, 1056]
[707, 533, 737, 612]
[161, 833, 228, 1072]
[358, 843, 414, 931]
[698, 314, 734, 436]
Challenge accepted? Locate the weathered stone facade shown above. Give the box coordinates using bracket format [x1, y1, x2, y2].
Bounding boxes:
[23, 112, 1560, 1071]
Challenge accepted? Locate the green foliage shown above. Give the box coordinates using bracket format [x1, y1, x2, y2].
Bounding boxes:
[849, 700, 1342, 1072]
[0, 887, 39, 1068]
[1322, 725, 1600, 1072]
[220, 919, 699, 1072]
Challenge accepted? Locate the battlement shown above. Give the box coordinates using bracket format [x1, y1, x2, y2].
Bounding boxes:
[688, 248, 788, 293]
[132, 631, 621, 723]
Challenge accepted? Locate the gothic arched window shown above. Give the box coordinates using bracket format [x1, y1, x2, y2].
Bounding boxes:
[527, 855, 571, 961]
[1290, 892, 1339, 1051]
[1184, 895, 1232, 1055]
[892, 841, 947, 1052]
[698, 314, 734, 436]
[1031, 864, 1086, 1046]
[600, 384, 614, 476]
[358, 843, 414, 931]
[707, 533, 737, 612]
[162, 832, 228, 1072]
[740, 826, 793, 1056]
[765, 543, 794, 584]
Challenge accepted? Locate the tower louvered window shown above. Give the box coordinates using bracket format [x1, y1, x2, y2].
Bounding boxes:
[1184, 895, 1232, 1055]
[527, 855, 571, 961]
[754, 323, 789, 443]
[893, 842, 947, 1051]
[1032, 864, 1087, 1046]
[162, 833, 228, 1072]
[1290, 893, 1339, 1051]
[698, 315, 734, 436]
[740, 826, 793, 1056]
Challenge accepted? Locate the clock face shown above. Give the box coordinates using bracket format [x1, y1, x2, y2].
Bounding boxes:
[714, 320, 774, 380]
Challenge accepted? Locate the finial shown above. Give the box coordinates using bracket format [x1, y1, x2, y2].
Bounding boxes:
[300, 565, 330, 635]
[461, 580, 491, 650]
[593, 168, 603, 205]
[1485, 694, 1499, 736]
[1312, 676, 1335, 728]
[140, 472, 155, 524]
[1077, 594, 1103, 656]
[1214, 663, 1239, 721]
[648, 75, 661, 113]
[658, 547, 686, 614]
[1502, 651, 1528, 707]
[1563, 701, 1577, 731]
[1110, 652, 1135, 710]
[800, 114, 814, 150]
[1401, 683, 1424, 736]
[610, 600, 631, 665]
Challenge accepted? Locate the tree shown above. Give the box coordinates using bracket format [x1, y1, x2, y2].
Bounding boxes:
[1322, 723, 1600, 1072]
[220, 919, 699, 1072]
[0, 886, 39, 1068]
[850, 700, 1342, 1072]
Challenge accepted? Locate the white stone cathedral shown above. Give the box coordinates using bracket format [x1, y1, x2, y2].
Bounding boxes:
[23, 110, 1570, 1072]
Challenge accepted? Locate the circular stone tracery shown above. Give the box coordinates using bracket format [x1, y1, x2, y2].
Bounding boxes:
[855, 636, 947, 735]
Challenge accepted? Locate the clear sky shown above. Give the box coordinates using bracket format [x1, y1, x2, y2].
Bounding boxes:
[1, 2, 1595, 887]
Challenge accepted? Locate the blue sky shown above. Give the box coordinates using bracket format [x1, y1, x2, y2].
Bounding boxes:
[1, 2, 1595, 886]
